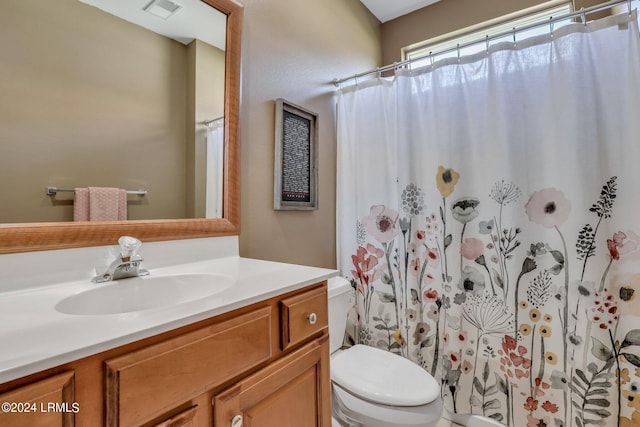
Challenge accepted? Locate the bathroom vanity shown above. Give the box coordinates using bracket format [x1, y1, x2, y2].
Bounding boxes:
[0, 238, 337, 427]
[0, 0, 340, 422]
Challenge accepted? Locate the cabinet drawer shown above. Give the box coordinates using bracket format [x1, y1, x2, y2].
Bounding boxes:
[280, 285, 328, 350]
[105, 307, 272, 427]
[0, 371, 75, 427]
[152, 405, 198, 427]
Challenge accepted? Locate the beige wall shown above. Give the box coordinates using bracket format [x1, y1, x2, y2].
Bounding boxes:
[0, 0, 198, 222]
[238, 0, 382, 268]
[382, 0, 603, 64]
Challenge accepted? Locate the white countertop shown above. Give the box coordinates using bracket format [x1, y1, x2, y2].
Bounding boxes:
[0, 249, 337, 384]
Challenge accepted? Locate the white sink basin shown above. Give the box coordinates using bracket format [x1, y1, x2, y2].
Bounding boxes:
[55, 273, 234, 315]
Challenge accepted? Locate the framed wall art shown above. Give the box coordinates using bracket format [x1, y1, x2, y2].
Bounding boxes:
[273, 98, 318, 210]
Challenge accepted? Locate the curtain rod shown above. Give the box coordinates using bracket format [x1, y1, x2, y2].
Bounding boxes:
[204, 116, 224, 127]
[332, 0, 633, 87]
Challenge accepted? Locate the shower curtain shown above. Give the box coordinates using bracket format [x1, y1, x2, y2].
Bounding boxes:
[337, 13, 640, 427]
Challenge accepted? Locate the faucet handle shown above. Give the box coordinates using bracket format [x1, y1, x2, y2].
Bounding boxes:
[118, 236, 142, 261]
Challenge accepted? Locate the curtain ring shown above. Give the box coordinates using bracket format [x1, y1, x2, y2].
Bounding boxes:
[485, 35, 490, 54]
[429, 51, 434, 67]
[354, 74, 359, 87]
[581, 8, 587, 26]
[512, 27, 517, 47]
[549, 16, 554, 37]
[376, 67, 382, 79]
[456, 43, 461, 62]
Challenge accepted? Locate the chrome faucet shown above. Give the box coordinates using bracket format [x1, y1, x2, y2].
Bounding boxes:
[92, 236, 150, 283]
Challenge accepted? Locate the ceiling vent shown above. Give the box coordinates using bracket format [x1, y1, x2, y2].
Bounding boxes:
[143, 0, 183, 20]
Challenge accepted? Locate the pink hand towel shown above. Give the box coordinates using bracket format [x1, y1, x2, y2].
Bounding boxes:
[73, 187, 127, 221]
[73, 187, 90, 221]
[88, 187, 127, 221]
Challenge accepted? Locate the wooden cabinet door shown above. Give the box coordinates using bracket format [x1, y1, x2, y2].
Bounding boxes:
[213, 335, 331, 427]
[0, 371, 75, 427]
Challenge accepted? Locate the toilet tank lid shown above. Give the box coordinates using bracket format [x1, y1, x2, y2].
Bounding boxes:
[328, 276, 351, 298]
[331, 345, 440, 407]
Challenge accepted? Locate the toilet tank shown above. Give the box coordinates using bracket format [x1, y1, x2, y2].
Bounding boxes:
[327, 277, 353, 354]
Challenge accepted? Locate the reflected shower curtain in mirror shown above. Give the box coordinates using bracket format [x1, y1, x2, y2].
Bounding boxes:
[336, 13, 640, 427]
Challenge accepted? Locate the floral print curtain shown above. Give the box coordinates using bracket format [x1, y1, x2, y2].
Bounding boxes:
[336, 13, 640, 427]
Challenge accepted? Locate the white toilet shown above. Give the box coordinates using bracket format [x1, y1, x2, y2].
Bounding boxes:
[328, 277, 443, 427]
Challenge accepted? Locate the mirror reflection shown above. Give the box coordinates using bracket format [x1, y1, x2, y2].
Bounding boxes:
[0, 0, 226, 223]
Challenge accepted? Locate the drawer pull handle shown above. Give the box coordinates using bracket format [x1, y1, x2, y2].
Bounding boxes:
[308, 312, 317, 325]
[231, 414, 243, 427]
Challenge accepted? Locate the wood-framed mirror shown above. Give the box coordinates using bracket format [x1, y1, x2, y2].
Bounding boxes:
[0, 0, 242, 254]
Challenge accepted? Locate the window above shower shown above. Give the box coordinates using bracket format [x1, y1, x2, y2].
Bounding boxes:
[402, 1, 573, 70]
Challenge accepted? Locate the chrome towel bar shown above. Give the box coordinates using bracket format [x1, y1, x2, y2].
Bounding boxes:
[45, 187, 147, 196]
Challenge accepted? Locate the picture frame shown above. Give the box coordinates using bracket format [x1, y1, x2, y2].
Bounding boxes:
[274, 98, 318, 210]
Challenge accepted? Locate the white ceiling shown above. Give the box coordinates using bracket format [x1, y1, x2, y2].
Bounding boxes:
[78, 0, 438, 48]
[78, 0, 226, 50]
[360, 0, 441, 23]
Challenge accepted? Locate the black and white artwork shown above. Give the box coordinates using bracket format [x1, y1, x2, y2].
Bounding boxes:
[274, 99, 318, 210]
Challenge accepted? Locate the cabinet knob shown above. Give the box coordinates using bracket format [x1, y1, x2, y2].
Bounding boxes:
[308, 312, 317, 325]
[231, 414, 243, 427]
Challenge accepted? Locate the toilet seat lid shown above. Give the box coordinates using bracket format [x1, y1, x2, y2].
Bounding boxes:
[331, 345, 440, 407]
